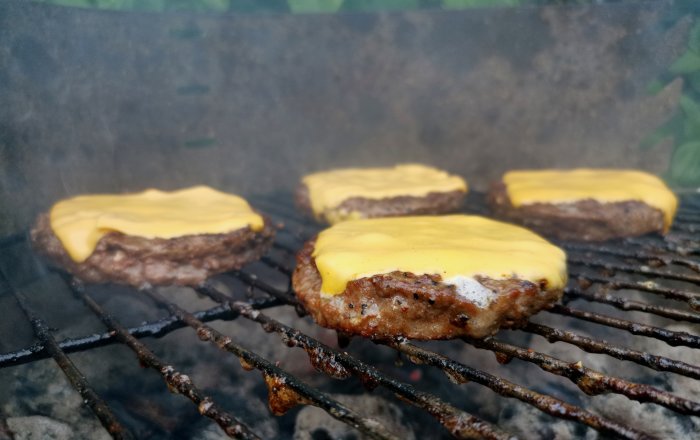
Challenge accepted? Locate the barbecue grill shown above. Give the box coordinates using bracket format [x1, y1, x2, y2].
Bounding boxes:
[1, 191, 699, 439]
[2, 0, 700, 438]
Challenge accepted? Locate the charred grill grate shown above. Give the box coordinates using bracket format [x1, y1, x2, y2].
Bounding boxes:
[1, 192, 700, 439]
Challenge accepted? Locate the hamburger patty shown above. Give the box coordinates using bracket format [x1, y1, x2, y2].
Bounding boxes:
[293, 239, 563, 340]
[488, 182, 666, 241]
[31, 213, 276, 287]
[295, 183, 465, 224]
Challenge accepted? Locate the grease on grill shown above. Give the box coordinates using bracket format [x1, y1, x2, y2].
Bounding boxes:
[441, 412, 513, 440]
[239, 358, 255, 371]
[359, 373, 380, 391]
[444, 369, 470, 385]
[264, 374, 311, 416]
[306, 347, 351, 379]
[494, 352, 513, 365]
[471, 338, 700, 416]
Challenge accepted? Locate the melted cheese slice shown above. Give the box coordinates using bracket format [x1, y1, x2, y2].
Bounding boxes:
[49, 186, 264, 262]
[302, 164, 467, 221]
[503, 169, 678, 230]
[312, 215, 567, 298]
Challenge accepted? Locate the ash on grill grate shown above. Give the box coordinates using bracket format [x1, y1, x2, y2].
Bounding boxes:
[0, 192, 699, 439]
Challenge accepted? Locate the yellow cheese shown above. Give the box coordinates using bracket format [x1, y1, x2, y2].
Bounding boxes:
[302, 164, 467, 222]
[503, 169, 678, 231]
[49, 186, 264, 262]
[312, 215, 567, 297]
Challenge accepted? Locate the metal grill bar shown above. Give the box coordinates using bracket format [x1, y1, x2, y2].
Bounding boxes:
[263, 245, 699, 349]
[272, 239, 305, 256]
[564, 287, 700, 323]
[562, 243, 700, 273]
[260, 247, 700, 355]
[68, 279, 262, 440]
[677, 204, 700, 213]
[261, 255, 294, 276]
[623, 236, 700, 258]
[568, 257, 700, 285]
[570, 274, 700, 304]
[0, 294, 281, 368]
[233, 270, 306, 316]
[520, 322, 700, 379]
[3, 278, 134, 440]
[671, 223, 700, 234]
[385, 340, 654, 440]
[197, 284, 514, 440]
[233, 256, 699, 437]
[676, 214, 700, 223]
[3, 192, 700, 439]
[466, 337, 700, 416]
[144, 289, 400, 440]
[247, 220, 700, 398]
[548, 304, 700, 348]
[665, 232, 700, 244]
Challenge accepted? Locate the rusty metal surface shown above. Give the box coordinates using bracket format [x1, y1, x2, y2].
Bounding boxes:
[1, 273, 134, 440]
[144, 288, 402, 440]
[1, 191, 699, 438]
[69, 279, 262, 440]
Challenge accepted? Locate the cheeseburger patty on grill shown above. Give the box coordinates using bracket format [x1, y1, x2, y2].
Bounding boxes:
[292, 216, 567, 340]
[31, 186, 276, 288]
[296, 164, 467, 224]
[489, 169, 678, 242]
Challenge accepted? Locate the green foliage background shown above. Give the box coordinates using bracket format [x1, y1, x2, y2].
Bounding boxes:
[34, 0, 529, 12]
[645, 3, 700, 187]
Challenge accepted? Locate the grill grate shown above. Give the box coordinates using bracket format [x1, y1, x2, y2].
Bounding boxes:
[7, 285, 133, 440]
[1, 192, 699, 439]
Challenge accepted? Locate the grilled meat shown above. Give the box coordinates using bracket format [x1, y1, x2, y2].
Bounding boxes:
[31, 213, 276, 288]
[295, 183, 465, 225]
[488, 182, 666, 241]
[292, 238, 563, 340]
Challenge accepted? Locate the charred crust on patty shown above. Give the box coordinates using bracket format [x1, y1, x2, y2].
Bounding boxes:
[488, 182, 666, 241]
[30, 212, 276, 288]
[295, 182, 465, 224]
[292, 238, 563, 340]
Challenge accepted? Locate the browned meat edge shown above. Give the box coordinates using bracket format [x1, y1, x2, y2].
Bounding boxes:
[295, 182, 465, 224]
[487, 182, 666, 241]
[292, 238, 563, 340]
[30, 212, 276, 288]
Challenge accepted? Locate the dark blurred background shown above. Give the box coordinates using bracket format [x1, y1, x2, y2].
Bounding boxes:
[1, 0, 699, 235]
